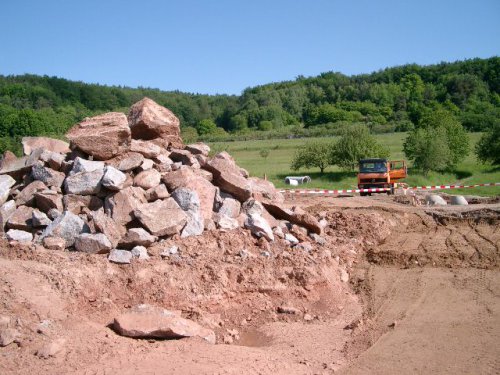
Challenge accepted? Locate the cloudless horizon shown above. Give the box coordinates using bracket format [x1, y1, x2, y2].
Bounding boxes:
[1, 0, 499, 95]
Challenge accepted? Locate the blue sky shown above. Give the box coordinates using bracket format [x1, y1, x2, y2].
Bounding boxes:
[1, 0, 499, 95]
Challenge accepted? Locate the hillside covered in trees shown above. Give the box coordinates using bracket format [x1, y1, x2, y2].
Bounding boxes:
[0, 57, 498, 152]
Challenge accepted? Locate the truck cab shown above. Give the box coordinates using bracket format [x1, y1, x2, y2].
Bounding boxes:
[357, 158, 407, 196]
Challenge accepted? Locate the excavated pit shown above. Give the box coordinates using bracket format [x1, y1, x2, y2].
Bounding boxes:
[1, 194, 498, 374]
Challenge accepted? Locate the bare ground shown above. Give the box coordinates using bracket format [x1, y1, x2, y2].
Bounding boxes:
[0, 194, 499, 374]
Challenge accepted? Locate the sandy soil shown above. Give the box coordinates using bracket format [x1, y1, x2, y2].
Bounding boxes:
[0, 194, 499, 374]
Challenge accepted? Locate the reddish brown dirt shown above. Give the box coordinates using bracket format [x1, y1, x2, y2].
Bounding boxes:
[0, 194, 499, 374]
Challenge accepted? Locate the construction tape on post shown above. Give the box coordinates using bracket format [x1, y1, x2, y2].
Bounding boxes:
[279, 182, 500, 195]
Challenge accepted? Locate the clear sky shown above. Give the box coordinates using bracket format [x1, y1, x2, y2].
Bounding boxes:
[1, 0, 499, 95]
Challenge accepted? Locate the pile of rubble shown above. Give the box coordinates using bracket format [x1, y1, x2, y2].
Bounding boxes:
[0, 97, 322, 262]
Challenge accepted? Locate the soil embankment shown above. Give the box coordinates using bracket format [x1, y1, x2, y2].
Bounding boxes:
[0, 195, 498, 374]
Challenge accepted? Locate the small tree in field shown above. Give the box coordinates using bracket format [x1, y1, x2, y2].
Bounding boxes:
[291, 142, 332, 174]
[404, 109, 469, 173]
[332, 125, 389, 170]
[259, 149, 270, 160]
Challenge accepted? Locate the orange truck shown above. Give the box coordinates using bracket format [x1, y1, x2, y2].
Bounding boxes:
[357, 158, 407, 196]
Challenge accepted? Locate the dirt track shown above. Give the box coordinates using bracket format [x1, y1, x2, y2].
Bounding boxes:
[0, 194, 499, 374]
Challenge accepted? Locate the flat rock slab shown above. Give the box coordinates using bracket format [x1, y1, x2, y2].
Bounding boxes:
[22, 136, 70, 156]
[66, 112, 131, 160]
[113, 304, 215, 344]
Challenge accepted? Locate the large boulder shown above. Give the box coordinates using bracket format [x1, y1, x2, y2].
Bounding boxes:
[39, 211, 90, 247]
[134, 198, 187, 237]
[105, 187, 147, 226]
[113, 304, 215, 344]
[66, 112, 131, 160]
[0, 175, 16, 206]
[128, 98, 183, 148]
[22, 137, 70, 156]
[162, 168, 216, 221]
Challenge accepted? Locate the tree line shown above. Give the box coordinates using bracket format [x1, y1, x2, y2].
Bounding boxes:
[0, 57, 498, 156]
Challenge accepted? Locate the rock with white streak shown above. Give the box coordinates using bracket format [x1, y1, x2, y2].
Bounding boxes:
[131, 246, 150, 260]
[70, 157, 104, 175]
[108, 249, 132, 264]
[64, 169, 104, 195]
[101, 166, 127, 191]
[0, 175, 15, 206]
[284, 233, 299, 245]
[214, 213, 239, 230]
[0, 200, 16, 233]
[6, 229, 33, 243]
[244, 213, 274, 241]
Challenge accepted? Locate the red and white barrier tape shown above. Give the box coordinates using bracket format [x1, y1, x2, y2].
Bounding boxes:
[279, 182, 500, 195]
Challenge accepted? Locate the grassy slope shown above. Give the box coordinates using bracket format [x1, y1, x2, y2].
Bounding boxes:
[209, 133, 500, 196]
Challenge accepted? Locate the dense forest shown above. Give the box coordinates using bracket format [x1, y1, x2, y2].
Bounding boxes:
[0, 57, 498, 152]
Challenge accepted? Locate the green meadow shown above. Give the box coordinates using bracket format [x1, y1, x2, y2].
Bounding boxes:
[209, 133, 500, 197]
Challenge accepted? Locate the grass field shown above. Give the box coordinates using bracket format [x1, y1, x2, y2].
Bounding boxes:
[209, 132, 500, 197]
